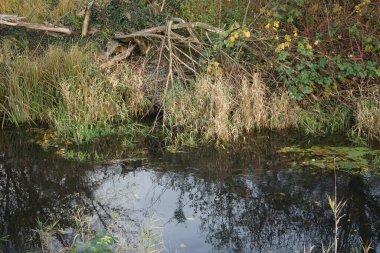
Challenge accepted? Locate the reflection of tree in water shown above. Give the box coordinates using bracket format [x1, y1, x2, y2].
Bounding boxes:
[150, 147, 380, 252]
[1, 130, 380, 252]
[0, 131, 117, 252]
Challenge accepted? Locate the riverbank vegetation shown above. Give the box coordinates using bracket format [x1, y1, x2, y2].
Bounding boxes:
[0, 0, 379, 150]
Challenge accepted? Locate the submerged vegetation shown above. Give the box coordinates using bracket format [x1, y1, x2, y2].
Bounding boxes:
[0, 0, 379, 151]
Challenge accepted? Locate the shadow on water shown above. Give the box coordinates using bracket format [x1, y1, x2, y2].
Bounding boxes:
[0, 130, 380, 252]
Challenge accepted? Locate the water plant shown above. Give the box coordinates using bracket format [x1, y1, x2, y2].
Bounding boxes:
[328, 165, 347, 253]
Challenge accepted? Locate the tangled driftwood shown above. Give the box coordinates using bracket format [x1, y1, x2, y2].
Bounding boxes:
[101, 19, 226, 72]
[108, 18, 228, 126]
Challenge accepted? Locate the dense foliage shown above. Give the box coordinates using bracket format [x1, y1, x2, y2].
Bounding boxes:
[0, 0, 379, 147]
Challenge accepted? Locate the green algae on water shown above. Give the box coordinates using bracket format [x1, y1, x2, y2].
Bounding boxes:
[278, 145, 380, 173]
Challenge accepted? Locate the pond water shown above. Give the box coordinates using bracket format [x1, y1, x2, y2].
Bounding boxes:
[1, 130, 380, 252]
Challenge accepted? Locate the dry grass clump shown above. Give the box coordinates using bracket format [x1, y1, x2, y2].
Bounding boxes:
[0, 0, 49, 22]
[49, 0, 86, 21]
[165, 76, 233, 142]
[165, 73, 299, 143]
[269, 90, 300, 130]
[0, 44, 94, 125]
[0, 0, 86, 22]
[232, 74, 268, 133]
[107, 63, 152, 118]
[0, 43, 152, 143]
[50, 76, 123, 143]
[355, 99, 380, 141]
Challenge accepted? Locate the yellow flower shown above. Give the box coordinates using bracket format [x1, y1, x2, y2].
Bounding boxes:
[275, 42, 290, 53]
[285, 34, 292, 42]
[306, 43, 312, 50]
[242, 30, 251, 38]
[229, 36, 236, 42]
[275, 35, 279, 40]
[273, 21, 280, 29]
[293, 30, 298, 37]
[265, 23, 271, 30]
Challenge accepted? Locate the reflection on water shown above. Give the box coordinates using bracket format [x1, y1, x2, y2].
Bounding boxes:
[0, 130, 380, 252]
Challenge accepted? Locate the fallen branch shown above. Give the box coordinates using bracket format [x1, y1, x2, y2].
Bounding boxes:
[0, 14, 72, 35]
[0, 15, 24, 22]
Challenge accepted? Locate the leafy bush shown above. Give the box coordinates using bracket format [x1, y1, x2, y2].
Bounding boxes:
[259, 0, 380, 99]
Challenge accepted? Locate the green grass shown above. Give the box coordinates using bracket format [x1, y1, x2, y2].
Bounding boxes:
[297, 103, 352, 136]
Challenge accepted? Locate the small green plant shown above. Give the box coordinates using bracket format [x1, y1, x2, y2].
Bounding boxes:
[74, 233, 114, 253]
[328, 194, 346, 253]
[138, 217, 166, 253]
[33, 219, 61, 252]
[33, 208, 115, 253]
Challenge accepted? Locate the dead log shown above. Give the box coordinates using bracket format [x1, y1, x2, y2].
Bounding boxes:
[0, 14, 72, 35]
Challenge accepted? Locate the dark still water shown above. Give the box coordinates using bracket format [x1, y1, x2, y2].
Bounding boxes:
[1, 130, 380, 252]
